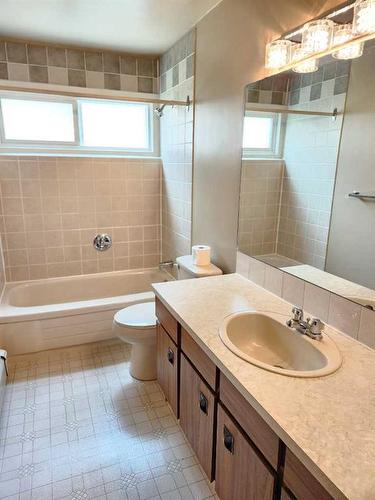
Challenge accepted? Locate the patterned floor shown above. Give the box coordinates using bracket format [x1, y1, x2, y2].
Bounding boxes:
[0, 340, 217, 500]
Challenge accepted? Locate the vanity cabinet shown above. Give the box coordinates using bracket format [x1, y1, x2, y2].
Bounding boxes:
[215, 404, 275, 500]
[283, 449, 334, 500]
[220, 374, 279, 470]
[156, 322, 179, 417]
[155, 300, 335, 500]
[180, 354, 216, 479]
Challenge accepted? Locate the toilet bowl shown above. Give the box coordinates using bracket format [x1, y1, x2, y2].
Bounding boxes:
[113, 255, 223, 381]
[112, 301, 157, 381]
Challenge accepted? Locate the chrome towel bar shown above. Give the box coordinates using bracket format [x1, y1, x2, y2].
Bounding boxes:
[348, 191, 375, 200]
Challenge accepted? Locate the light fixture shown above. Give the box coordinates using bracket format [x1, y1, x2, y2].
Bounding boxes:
[353, 0, 375, 34]
[332, 23, 364, 59]
[301, 19, 335, 53]
[265, 40, 294, 69]
[291, 45, 319, 73]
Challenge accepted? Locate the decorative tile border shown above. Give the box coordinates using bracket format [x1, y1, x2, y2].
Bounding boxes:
[160, 30, 195, 93]
[0, 40, 159, 93]
[246, 59, 350, 105]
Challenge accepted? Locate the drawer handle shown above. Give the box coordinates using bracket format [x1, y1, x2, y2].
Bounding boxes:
[223, 426, 234, 454]
[199, 392, 208, 414]
[167, 348, 174, 365]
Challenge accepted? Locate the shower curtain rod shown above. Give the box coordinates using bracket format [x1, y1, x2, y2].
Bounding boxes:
[0, 80, 191, 107]
[246, 105, 337, 118]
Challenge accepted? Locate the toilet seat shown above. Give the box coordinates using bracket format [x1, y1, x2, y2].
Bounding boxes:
[114, 301, 156, 329]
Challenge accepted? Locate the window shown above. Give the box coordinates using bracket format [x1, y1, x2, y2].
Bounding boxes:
[242, 111, 283, 158]
[0, 92, 154, 156]
[79, 100, 150, 149]
[1, 97, 76, 143]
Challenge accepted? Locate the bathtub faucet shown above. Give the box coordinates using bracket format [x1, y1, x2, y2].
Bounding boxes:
[159, 261, 176, 270]
[93, 234, 112, 252]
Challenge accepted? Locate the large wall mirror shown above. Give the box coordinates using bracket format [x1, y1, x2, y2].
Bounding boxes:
[238, 41, 375, 309]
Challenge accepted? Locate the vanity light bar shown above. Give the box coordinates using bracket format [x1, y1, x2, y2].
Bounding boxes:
[276, 31, 375, 72]
[266, 0, 375, 71]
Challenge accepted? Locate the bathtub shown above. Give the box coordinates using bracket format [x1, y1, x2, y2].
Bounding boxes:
[0, 268, 173, 355]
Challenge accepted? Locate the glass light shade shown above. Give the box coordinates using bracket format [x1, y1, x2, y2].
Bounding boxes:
[265, 40, 294, 69]
[332, 24, 364, 59]
[291, 46, 319, 73]
[353, 0, 375, 34]
[301, 19, 335, 54]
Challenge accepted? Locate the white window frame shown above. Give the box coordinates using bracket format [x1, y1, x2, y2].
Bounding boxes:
[0, 90, 158, 157]
[242, 111, 284, 159]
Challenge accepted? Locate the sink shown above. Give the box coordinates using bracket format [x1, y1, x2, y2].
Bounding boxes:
[219, 311, 342, 377]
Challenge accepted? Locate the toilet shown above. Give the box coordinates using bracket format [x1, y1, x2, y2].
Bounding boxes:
[113, 255, 222, 380]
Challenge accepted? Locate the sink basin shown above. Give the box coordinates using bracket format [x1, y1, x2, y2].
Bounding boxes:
[219, 311, 342, 377]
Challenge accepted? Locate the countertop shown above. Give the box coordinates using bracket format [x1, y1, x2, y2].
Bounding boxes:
[152, 273, 375, 500]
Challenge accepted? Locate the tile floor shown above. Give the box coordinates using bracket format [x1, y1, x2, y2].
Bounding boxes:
[0, 340, 217, 500]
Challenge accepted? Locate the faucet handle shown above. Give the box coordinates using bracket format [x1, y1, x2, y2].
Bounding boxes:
[291, 306, 303, 321]
[309, 318, 324, 336]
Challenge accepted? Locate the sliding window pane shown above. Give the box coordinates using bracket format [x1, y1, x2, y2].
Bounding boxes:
[243, 116, 273, 149]
[1, 98, 75, 142]
[79, 100, 150, 149]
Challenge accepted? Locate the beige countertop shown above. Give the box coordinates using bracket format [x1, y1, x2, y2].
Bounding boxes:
[152, 273, 375, 500]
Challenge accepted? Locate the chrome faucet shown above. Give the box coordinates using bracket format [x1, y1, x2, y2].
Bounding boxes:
[286, 307, 324, 341]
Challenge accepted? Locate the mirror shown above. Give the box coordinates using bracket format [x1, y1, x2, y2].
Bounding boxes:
[238, 41, 375, 309]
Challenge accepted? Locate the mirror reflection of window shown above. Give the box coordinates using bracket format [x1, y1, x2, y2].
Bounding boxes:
[242, 112, 283, 158]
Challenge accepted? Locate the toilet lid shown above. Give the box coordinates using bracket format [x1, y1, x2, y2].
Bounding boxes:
[114, 301, 156, 329]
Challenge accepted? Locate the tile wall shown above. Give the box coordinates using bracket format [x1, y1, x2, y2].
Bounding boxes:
[0, 40, 158, 93]
[246, 73, 289, 105]
[159, 31, 195, 262]
[0, 156, 161, 281]
[238, 160, 283, 256]
[236, 251, 375, 350]
[278, 62, 349, 269]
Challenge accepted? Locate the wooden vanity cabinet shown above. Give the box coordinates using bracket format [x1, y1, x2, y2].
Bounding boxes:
[179, 354, 216, 480]
[215, 404, 275, 500]
[283, 449, 334, 500]
[155, 298, 336, 500]
[155, 297, 178, 343]
[156, 323, 179, 417]
[220, 374, 279, 470]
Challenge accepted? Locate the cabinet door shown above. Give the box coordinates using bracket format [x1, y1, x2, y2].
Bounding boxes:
[180, 354, 215, 479]
[283, 449, 334, 500]
[156, 323, 178, 417]
[215, 404, 274, 500]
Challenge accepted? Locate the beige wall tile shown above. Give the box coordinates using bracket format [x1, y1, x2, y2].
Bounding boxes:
[282, 273, 305, 308]
[0, 156, 161, 281]
[358, 308, 375, 350]
[264, 266, 283, 296]
[328, 295, 362, 339]
[303, 283, 330, 322]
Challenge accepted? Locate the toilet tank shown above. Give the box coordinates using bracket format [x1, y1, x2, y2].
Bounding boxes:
[176, 255, 223, 279]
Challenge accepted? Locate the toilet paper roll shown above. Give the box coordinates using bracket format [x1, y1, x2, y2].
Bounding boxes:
[192, 245, 211, 266]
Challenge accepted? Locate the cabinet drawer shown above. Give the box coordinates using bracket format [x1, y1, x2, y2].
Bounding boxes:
[219, 374, 279, 470]
[180, 354, 215, 480]
[156, 323, 179, 417]
[215, 404, 274, 500]
[284, 449, 334, 500]
[181, 327, 216, 390]
[156, 297, 178, 344]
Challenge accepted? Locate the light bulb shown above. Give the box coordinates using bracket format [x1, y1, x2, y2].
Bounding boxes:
[291, 45, 319, 73]
[332, 23, 364, 59]
[265, 40, 294, 69]
[353, 0, 375, 34]
[301, 19, 335, 54]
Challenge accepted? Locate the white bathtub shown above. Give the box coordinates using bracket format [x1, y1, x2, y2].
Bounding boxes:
[0, 268, 173, 355]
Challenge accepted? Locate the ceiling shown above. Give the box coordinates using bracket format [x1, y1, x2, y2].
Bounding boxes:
[0, 0, 221, 55]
